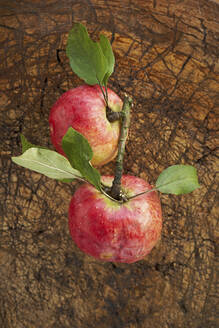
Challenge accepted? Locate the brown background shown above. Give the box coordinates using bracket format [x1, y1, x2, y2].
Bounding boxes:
[0, 1, 218, 327]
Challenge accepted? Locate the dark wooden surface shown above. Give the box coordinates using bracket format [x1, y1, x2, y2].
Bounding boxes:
[0, 1, 218, 327]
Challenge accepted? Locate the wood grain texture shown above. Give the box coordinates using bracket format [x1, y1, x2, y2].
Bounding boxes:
[0, 0, 218, 327]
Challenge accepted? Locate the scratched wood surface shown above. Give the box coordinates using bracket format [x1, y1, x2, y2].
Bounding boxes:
[0, 1, 218, 327]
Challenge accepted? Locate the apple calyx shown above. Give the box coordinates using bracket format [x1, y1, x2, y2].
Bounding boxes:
[106, 106, 121, 122]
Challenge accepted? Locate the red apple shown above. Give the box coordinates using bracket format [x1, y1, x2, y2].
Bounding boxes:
[49, 84, 123, 167]
[68, 175, 162, 263]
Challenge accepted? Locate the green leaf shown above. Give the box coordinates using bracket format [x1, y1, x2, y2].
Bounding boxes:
[62, 127, 102, 191]
[20, 134, 48, 153]
[20, 134, 36, 153]
[156, 165, 200, 195]
[12, 148, 83, 182]
[99, 34, 115, 85]
[66, 23, 114, 86]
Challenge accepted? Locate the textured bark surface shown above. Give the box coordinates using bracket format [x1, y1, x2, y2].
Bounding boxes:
[0, 1, 218, 327]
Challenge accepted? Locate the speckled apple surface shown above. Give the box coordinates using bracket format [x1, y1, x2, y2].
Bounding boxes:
[49, 84, 123, 166]
[68, 175, 162, 263]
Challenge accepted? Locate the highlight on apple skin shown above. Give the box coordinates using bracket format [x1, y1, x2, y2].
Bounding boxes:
[49, 84, 123, 167]
[68, 175, 162, 263]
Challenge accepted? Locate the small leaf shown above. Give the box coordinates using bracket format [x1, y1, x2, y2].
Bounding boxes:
[156, 165, 200, 195]
[62, 127, 102, 191]
[21, 134, 36, 153]
[12, 148, 83, 181]
[66, 23, 114, 86]
[99, 34, 115, 85]
[20, 134, 47, 153]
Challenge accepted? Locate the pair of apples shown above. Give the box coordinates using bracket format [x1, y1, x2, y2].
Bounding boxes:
[12, 23, 198, 264]
[49, 84, 162, 263]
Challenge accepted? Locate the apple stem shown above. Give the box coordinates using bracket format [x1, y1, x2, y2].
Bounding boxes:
[104, 83, 109, 104]
[98, 80, 109, 108]
[110, 94, 133, 200]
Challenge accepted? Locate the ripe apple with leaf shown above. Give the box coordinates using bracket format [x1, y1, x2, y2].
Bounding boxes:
[49, 23, 123, 166]
[49, 84, 123, 167]
[68, 175, 162, 263]
[11, 24, 200, 263]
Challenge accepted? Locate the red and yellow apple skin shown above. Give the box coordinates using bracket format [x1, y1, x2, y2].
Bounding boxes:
[49, 84, 123, 167]
[68, 175, 162, 263]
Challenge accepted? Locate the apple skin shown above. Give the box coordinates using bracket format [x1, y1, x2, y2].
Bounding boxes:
[68, 175, 162, 263]
[49, 84, 123, 167]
